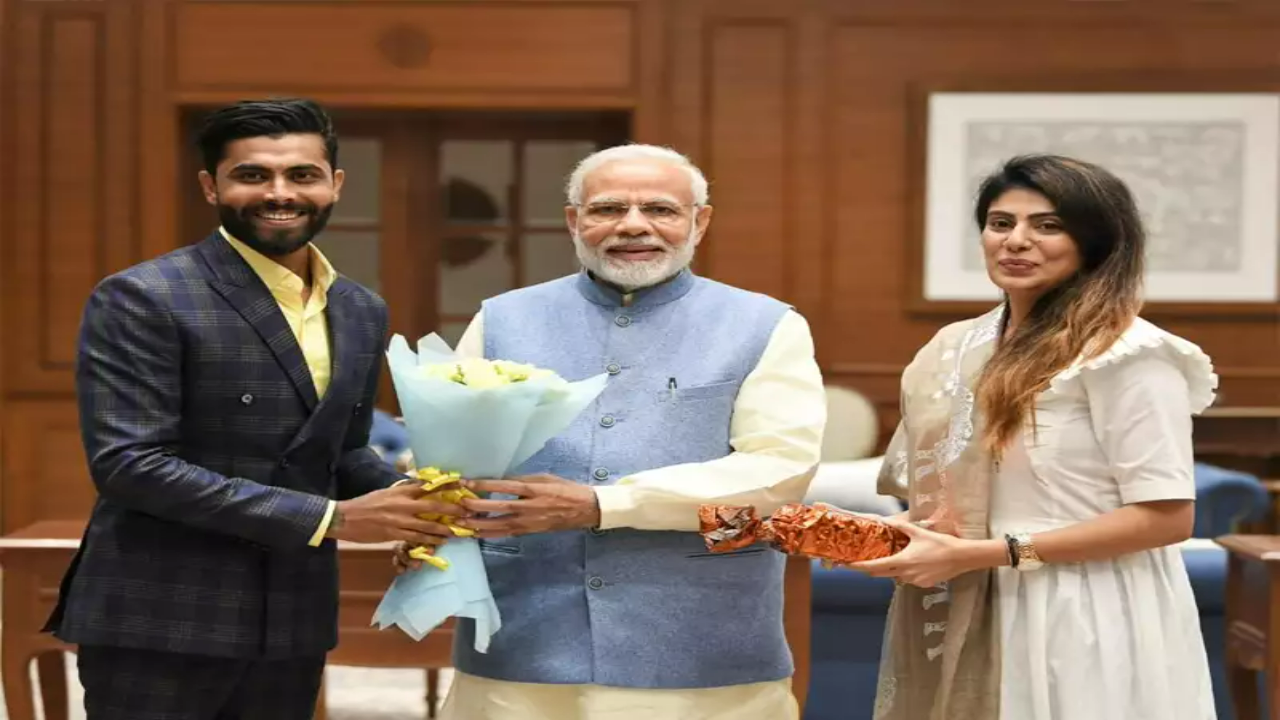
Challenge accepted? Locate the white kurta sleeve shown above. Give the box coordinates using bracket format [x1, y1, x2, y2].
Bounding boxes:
[593, 310, 827, 532]
[1081, 350, 1199, 505]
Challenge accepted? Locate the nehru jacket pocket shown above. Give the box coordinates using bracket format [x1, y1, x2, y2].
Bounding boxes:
[652, 380, 739, 460]
[478, 539, 522, 555]
[655, 380, 739, 403]
[686, 546, 768, 560]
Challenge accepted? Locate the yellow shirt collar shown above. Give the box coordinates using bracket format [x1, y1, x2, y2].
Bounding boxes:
[219, 226, 337, 295]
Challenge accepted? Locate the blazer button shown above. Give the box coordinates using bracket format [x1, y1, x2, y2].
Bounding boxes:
[599, 415, 615, 428]
[592, 467, 609, 480]
[605, 363, 621, 375]
[240, 393, 254, 405]
[353, 402, 364, 414]
[587, 576, 605, 590]
[279, 458, 290, 468]
[614, 316, 631, 327]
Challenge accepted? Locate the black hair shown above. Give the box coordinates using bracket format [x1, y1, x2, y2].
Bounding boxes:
[196, 98, 339, 175]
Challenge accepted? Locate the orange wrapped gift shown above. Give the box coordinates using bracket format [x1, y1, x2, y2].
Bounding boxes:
[698, 503, 909, 563]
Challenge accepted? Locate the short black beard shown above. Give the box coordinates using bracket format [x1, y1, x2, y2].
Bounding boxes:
[218, 200, 333, 257]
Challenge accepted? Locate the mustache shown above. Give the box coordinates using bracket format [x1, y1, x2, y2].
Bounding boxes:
[599, 235, 673, 251]
[240, 200, 316, 215]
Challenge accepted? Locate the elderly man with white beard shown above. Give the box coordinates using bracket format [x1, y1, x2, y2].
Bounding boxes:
[409, 143, 826, 720]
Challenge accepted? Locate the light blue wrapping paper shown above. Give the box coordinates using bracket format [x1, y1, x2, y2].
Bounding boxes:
[370, 333, 608, 652]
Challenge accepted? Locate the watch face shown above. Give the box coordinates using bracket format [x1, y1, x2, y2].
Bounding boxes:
[1014, 535, 1043, 571]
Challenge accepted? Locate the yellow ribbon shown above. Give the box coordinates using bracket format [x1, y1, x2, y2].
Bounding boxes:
[407, 466, 479, 570]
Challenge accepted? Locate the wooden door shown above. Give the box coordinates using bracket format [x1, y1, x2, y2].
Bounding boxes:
[426, 112, 629, 346]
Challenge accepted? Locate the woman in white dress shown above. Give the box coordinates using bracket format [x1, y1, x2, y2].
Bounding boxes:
[847, 154, 1218, 720]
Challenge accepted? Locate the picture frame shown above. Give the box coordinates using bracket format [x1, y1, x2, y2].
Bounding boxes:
[920, 92, 1280, 307]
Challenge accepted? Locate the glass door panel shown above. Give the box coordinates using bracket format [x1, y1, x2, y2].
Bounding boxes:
[438, 232, 511, 316]
[331, 137, 382, 225]
[520, 232, 580, 286]
[314, 136, 382, 292]
[314, 229, 381, 293]
[440, 140, 513, 226]
[522, 140, 595, 227]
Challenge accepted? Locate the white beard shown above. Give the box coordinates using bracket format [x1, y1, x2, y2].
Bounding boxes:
[572, 228, 697, 291]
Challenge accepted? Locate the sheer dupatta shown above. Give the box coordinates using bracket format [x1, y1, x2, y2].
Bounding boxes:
[872, 306, 1004, 720]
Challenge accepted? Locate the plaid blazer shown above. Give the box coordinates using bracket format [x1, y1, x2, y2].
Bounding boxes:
[46, 231, 403, 659]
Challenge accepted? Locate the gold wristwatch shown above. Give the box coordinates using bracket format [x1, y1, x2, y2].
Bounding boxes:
[1008, 532, 1044, 572]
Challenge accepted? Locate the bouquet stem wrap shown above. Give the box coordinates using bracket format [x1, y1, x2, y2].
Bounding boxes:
[371, 333, 608, 652]
[698, 503, 909, 564]
[404, 467, 478, 570]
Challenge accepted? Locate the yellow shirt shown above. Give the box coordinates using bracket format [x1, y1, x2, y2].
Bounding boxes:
[221, 227, 339, 546]
[222, 228, 336, 397]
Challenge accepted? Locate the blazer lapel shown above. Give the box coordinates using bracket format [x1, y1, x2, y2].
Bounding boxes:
[319, 280, 355, 409]
[196, 233, 319, 412]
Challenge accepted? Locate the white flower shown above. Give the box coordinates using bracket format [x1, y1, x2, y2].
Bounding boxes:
[416, 357, 568, 390]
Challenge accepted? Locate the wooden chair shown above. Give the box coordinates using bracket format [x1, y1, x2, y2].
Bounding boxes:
[1218, 534, 1280, 720]
[0, 520, 83, 720]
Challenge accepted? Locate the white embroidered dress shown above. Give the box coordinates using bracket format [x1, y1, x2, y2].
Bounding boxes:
[990, 318, 1219, 720]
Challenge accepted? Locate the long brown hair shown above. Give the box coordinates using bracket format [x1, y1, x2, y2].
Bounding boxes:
[973, 155, 1145, 455]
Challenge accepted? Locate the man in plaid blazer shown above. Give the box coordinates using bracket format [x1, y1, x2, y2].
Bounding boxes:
[45, 99, 463, 719]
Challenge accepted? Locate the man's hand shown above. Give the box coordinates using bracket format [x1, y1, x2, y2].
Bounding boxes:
[392, 541, 424, 574]
[458, 474, 600, 537]
[326, 482, 469, 546]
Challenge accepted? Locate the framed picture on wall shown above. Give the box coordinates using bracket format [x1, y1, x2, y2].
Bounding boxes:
[921, 92, 1280, 306]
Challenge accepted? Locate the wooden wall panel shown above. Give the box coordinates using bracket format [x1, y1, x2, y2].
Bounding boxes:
[788, 10, 831, 324]
[172, 3, 635, 94]
[675, 2, 830, 321]
[10, 9, 103, 391]
[1, 0, 139, 530]
[43, 18, 101, 369]
[1, 401, 93, 531]
[702, 21, 790, 300]
[4, 0, 138, 399]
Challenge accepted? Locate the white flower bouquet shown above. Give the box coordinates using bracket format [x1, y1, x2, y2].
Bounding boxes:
[370, 333, 608, 652]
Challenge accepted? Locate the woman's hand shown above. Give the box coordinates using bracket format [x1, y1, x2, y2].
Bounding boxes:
[846, 516, 1006, 588]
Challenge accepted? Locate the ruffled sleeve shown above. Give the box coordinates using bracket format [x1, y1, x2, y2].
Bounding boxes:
[1048, 319, 1218, 414]
[1065, 320, 1219, 504]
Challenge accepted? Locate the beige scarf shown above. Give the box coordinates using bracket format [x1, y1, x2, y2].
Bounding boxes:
[872, 306, 1004, 720]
